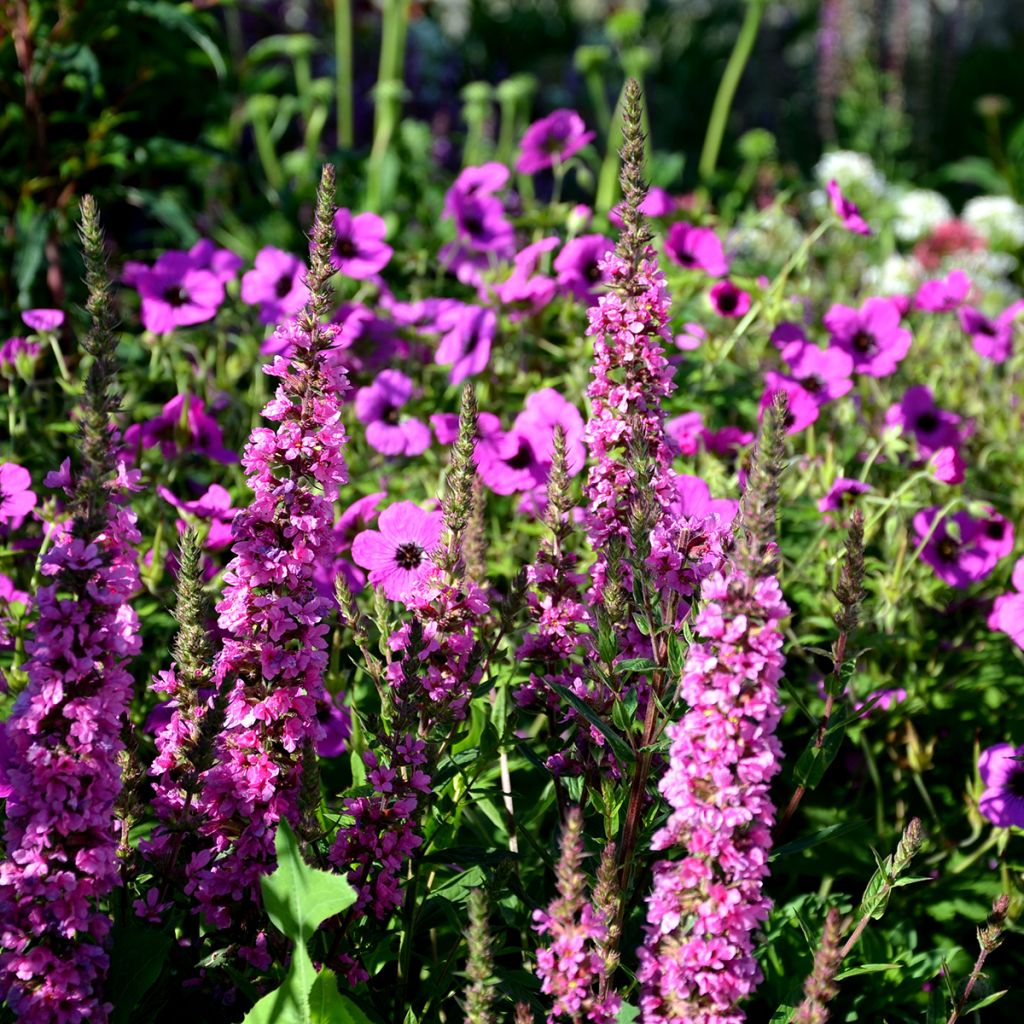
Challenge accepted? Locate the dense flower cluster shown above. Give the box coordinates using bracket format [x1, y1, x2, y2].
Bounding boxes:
[0, 467, 142, 1022]
[167, 311, 349, 940]
[638, 569, 789, 1024]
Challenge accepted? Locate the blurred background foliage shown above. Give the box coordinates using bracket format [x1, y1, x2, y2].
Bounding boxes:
[4, 0, 1024, 329]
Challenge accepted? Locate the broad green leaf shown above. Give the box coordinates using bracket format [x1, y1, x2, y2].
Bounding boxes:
[835, 962, 904, 979]
[615, 1002, 640, 1024]
[309, 971, 380, 1024]
[109, 916, 173, 1024]
[242, 820, 357, 1024]
[791, 704, 851, 790]
[963, 990, 1009, 1014]
[768, 1005, 796, 1024]
[771, 820, 866, 861]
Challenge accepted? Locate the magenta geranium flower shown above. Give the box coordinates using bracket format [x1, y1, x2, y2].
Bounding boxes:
[0, 336, 40, 372]
[914, 269, 971, 313]
[666, 411, 704, 456]
[818, 477, 871, 518]
[435, 304, 496, 385]
[350, 501, 444, 601]
[913, 507, 998, 588]
[975, 508, 1015, 565]
[354, 369, 431, 457]
[497, 237, 559, 316]
[187, 239, 243, 282]
[331, 209, 393, 278]
[931, 446, 966, 485]
[708, 279, 750, 318]
[638, 186, 676, 217]
[885, 385, 962, 455]
[759, 372, 820, 434]
[516, 109, 594, 174]
[553, 234, 615, 301]
[21, 308, 64, 332]
[157, 482, 237, 549]
[0, 464, 35, 522]
[978, 743, 1024, 829]
[241, 247, 309, 324]
[123, 393, 237, 463]
[958, 302, 1024, 363]
[674, 323, 707, 351]
[475, 413, 543, 496]
[671, 474, 738, 525]
[827, 179, 872, 235]
[824, 296, 912, 377]
[514, 387, 586, 477]
[442, 163, 514, 253]
[781, 340, 854, 403]
[664, 223, 729, 277]
[318, 491, 386, 595]
[135, 251, 225, 334]
[989, 558, 1024, 650]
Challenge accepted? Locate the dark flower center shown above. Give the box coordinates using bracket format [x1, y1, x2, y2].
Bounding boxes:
[163, 285, 188, 308]
[336, 238, 357, 259]
[462, 213, 484, 237]
[383, 402, 400, 426]
[915, 412, 939, 434]
[1009, 766, 1024, 799]
[676, 249, 696, 267]
[976, 320, 996, 337]
[851, 329, 874, 353]
[394, 542, 424, 570]
[584, 260, 602, 283]
[986, 520, 1005, 541]
[717, 290, 738, 313]
[275, 274, 294, 299]
[506, 438, 534, 471]
[937, 537, 960, 562]
[803, 375, 823, 394]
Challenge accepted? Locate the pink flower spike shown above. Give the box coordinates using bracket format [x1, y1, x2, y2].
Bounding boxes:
[21, 308, 64, 332]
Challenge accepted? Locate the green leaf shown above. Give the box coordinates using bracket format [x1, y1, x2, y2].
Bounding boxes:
[309, 971, 380, 1023]
[791, 704, 852, 790]
[124, 0, 227, 79]
[835, 962, 904, 979]
[963, 990, 1009, 1014]
[548, 680, 635, 767]
[108, 916, 173, 1024]
[242, 820, 357, 1024]
[768, 1005, 796, 1024]
[771, 819, 867, 861]
[617, 658, 659, 674]
[615, 1002, 640, 1024]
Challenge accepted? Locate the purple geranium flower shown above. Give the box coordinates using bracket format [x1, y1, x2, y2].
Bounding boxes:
[666, 411, 705, 456]
[664, 223, 729, 277]
[187, 239, 243, 282]
[827, 179, 872, 235]
[435, 304, 497, 385]
[21, 308, 64, 332]
[0, 464, 35, 522]
[331, 209, 392, 278]
[553, 234, 615, 301]
[674, 323, 707, 351]
[818, 478, 871, 519]
[442, 163, 515, 256]
[989, 557, 1024, 651]
[158, 483, 237, 550]
[354, 370, 431, 457]
[516, 109, 594, 174]
[351, 501, 444, 601]
[957, 302, 1024, 363]
[824, 296, 912, 377]
[708, 280, 750, 318]
[135, 251, 225, 334]
[759, 372, 820, 434]
[885, 385, 962, 455]
[978, 743, 1024, 829]
[671, 474, 738, 525]
[931, 446, 966, 485]
[475, 413, 542, 495]
[914, 269, 971, 313]
[0, 337, 40, 372]
[914, 507, 999, 588]
[781, 341, 854, 403]
[497, 237, 559, 317]
[124, 393, 237, 463]
[514, 388, 586, 477]
[241, 247, 309, 324]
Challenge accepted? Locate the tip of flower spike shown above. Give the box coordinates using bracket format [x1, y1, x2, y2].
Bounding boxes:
[615, 78, 652, 274]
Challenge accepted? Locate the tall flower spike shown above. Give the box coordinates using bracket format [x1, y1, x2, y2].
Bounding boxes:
[616, 77, 653, 281]
[793, 909, 843, 1024]
[736, 391, 787, 578]
[533, 809, 621, 1023]
[181, 167, 350, 946]
[440, 383, 479, 574]
[0, 196, 142, 1023]
[464, 888, 497, 1024]
[637, 408, 790, 1024]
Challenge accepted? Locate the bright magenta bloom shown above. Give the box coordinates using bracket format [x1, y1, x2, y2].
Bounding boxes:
[664, 223, 729, 277]
[516, 109, 594, 174]
[331, 209, 393, 278]
[0, 463, 36, 521]
[827, 178, 871, 235]
[978, 743, 1024, 829]
[351, 501, 444, 601]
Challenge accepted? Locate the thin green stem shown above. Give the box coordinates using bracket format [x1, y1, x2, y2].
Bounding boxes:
[698, 0, 767, 182]
[334, 0, 354, 148]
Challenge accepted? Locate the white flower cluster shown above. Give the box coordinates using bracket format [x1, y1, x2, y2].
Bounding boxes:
[862, 254, 920, 296]
[962, 196, 1024, 251]
[814, 150, 887, 199]
[891, 189, 953, 243]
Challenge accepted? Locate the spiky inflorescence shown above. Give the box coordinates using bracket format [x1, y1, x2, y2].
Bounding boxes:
[464, 888, 497, 1024]
[637, 406, 789, 1024]
[533, 809, 622, 1024]
[582, 79, 675, 583]
[182, 167, 351, 948]
[0, 197, 142, 1023]
[793, 910, 843, 1024]
[329, 394, 489, 922]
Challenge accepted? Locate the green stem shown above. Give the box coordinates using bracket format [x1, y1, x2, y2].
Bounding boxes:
[698, 0, 766, 182]
[334, 0, 353, 148]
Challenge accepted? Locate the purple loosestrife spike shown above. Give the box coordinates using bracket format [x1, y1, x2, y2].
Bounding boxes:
[793, 909, 843, 1024]
[0, 196, 142, 1023]
[533, 808, 622, 1023]
[637, 409, 790, 1024]
[440, 383, 479, 573]
[180, 167, 351, 949]
[464, 888, 497, 1024]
